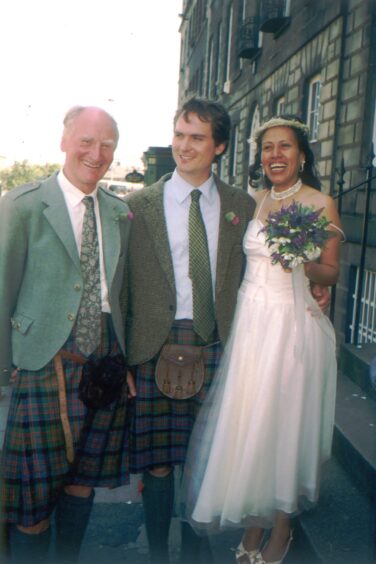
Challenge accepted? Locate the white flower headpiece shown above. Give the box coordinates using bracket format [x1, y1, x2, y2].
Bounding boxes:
[250, 117, 310, 145]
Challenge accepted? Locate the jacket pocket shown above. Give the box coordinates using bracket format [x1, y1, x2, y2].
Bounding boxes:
[11, 313, 34, 335]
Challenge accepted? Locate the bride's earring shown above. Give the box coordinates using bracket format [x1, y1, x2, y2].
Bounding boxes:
[300, 161, 305, 173]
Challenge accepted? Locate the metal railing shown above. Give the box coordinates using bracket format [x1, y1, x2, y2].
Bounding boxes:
[349, 267, 376, 344]
[331, 144, 376, 346]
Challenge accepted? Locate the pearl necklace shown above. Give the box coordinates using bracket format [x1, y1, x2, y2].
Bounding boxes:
[270, 179, 302, 201]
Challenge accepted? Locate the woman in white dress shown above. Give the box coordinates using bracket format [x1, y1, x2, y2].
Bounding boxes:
[181, 115, 344, 564]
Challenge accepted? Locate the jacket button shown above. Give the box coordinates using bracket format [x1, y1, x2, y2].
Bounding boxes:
[74, 283, 81, 291]
[169, 305, 174, 311]
[67, 313, 75, 321]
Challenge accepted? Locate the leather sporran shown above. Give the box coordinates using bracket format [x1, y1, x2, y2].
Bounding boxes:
[155, 344, 205, 400]
[79, 353, 127, 410]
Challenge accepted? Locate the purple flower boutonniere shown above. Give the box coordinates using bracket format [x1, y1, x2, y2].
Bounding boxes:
[225, 211, 240, 225]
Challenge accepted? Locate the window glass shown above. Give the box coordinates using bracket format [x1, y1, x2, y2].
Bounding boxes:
[307, 75, 321, 141]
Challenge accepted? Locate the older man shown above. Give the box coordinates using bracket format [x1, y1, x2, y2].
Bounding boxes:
[0, 106, 134, 563]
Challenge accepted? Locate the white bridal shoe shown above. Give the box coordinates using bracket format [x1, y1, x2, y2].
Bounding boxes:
[234, 541, 260, 563]
[254, 531, 293, 564]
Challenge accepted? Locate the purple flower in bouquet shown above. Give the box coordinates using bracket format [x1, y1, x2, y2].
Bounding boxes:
[259, 200, 334, 270]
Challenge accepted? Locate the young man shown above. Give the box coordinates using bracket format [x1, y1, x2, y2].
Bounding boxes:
[122, 98, 256, 563]
[0, 106, 134, 563]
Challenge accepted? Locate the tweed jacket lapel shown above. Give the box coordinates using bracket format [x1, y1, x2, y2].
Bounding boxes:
[140, 177, 175, 292]
[215, 176, 245, 295]
[41, 175, 81, 271]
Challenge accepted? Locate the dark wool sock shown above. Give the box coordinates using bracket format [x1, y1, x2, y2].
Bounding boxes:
[55, 489, 94, 564]
[142, 470, 175, 564]
[9, 525, 51, 564]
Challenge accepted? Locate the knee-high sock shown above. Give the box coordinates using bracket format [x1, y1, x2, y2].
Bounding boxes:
[9, 525, 51, 564]
[55, 489, 94, 564]
[142, 471, 174, 563]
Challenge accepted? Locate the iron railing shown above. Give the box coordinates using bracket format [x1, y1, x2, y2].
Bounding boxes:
[331, 144, 376, 346]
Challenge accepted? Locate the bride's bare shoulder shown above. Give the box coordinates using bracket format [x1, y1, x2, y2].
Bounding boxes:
[301, 185, 334, 208]
[253, 188, 269, 205]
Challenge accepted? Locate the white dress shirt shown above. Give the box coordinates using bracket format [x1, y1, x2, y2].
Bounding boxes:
[57, 171, 111, 313]
[164, 170, 220, 320]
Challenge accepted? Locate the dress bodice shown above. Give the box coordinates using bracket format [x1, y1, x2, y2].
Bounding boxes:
[241, 218, 296, 303]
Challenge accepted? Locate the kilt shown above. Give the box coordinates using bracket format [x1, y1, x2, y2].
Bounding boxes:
[1, 315, 130, 527]
[129, 320, 223, 472]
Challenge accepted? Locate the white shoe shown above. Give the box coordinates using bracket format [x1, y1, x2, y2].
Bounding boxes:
[255, 530, 293, 564]
[234, 541, 260, 563]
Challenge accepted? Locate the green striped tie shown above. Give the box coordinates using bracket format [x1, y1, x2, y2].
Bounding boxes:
[189, 189, 215, 342]
[74, 196, 102, 356]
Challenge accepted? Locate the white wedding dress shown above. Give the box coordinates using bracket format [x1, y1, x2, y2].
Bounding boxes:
[181, 215, 337, 531]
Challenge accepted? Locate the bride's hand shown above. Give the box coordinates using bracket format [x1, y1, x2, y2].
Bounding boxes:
[310, 284, 330, 312]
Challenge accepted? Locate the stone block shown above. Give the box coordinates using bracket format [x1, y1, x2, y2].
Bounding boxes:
[346, 98, 363, 121]
[342, 76, 359, 100]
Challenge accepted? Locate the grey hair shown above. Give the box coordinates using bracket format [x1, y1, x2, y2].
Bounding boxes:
[63, 105, 119, 145]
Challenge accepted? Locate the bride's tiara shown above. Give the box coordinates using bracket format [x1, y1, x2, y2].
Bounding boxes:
[250, 117, 310, 144]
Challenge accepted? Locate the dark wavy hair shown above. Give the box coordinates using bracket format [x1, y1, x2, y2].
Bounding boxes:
[248, 114, 321, 190]
[174, 97, 231, 160]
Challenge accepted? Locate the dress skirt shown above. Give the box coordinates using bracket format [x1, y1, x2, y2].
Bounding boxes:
[181, 219, 337, 531]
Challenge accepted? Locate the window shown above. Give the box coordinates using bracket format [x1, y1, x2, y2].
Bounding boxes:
[224, 3, 233, 83]
[229, 124, 239, 182]
[307, 75, 321, 141]
[240, 0, 246, 21]
[206, 36, 213, 97]
[215, 22, 222, 87]
[238, 0, 247, 71]
[276, 96, 285, 115]
[248, 105, 260, 166]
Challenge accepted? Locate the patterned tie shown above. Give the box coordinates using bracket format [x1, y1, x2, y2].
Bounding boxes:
[74, 196, 102, 356]
[189, 189, 215, 342]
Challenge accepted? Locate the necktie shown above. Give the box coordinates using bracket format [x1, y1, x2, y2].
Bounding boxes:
[189, 189, 215, 342]
[74, 196, 102, 356]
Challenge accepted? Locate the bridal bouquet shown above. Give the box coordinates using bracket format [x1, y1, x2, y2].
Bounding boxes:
[260, 201, 333, 270]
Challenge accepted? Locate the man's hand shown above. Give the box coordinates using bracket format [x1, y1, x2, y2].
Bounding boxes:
[310, 284, 331, 312]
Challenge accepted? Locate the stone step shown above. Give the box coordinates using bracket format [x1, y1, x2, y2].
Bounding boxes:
[339, 342, 376, 400]
[333, 371, 376, 499]
[298, 457, 375, 564]
[297, 367, 376, 563]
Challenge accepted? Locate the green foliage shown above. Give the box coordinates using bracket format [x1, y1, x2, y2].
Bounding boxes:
[0, 160, 60, 193]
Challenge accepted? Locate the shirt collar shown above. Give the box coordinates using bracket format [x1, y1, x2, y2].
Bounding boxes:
[57, 170, 98, 208]
[171, 169, 217, 205]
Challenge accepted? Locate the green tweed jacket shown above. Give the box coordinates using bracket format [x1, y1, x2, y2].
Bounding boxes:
[0, 174, 132, 384]
[122, 173, 255, 366]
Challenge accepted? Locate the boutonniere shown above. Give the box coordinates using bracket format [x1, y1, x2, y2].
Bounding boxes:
[116, 211, 134, 221]
[225, 211, 240, 225]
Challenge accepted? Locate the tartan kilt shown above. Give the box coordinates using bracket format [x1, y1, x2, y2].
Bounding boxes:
[1, 315, 130, 527]
[129, 320, 223, 472]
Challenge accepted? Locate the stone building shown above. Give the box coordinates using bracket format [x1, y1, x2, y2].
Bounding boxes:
[178, 0, 376, 347]
[177, 3, 376, 558]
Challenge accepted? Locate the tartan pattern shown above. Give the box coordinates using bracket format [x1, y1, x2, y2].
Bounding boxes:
[129, 320, 222, 472]
[1, 315, 130, 527]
